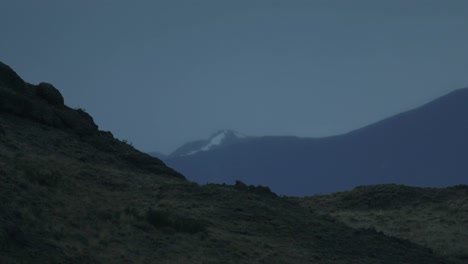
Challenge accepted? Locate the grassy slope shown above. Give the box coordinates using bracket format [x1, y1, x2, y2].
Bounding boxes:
[296, 184, 468, 263]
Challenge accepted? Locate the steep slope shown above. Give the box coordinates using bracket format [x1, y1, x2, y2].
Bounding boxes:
[166, 87, 468, 195]
[294, 184, 468, 263]
[0, 61, 451, 263]
[147, 151, 167, 160]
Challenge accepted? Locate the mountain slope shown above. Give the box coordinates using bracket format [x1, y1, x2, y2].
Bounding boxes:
[294, 184, 468, 263]
[166, 88, 468, 195]
[0, 61, 451, 263]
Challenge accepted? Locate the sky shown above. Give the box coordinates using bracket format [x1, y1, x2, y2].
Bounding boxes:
[1, 0, 467, 154]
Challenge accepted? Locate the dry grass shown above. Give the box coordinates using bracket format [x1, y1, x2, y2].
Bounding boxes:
[296, 184, 468, 263]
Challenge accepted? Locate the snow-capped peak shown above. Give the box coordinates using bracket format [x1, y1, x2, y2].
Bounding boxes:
[184, 130, 247, 156]
[200, 131, 227, 151]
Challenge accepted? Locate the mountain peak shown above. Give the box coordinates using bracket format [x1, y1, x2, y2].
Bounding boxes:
[167, 129, 250, 158]
[209, 129, 247, 141]
[193, 130, 247, 154]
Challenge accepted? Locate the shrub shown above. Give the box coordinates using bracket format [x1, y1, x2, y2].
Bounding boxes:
[121, 139, 133, 147]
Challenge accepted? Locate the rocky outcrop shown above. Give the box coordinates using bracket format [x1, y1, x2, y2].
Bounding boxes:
[0, 61, 96, 135]
[57, 108, 98, 135]
[36, 82, 64, 106]
[0, 61, 183, 178]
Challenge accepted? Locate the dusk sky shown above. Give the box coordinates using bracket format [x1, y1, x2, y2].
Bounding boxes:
[1, 0, 467, 154]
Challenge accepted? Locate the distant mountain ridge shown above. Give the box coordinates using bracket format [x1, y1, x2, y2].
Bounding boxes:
[166, 87, 468, 195]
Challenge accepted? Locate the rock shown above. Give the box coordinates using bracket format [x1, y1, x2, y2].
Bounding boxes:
[0, 62, 99, 137]
[58, 109, 98, 136]
[98, 130, 115, 139]
[36, 82, 64, 106]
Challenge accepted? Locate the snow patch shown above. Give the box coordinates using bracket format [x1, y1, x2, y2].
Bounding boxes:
[182, 130, 247, 156]
[186, 150, 200, 156]
[201, 132, 226, 151]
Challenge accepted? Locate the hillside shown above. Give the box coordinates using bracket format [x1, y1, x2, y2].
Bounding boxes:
[294, 184, 468, 263]
[0, 61, 452, 263]
[166, 87, 468, 195]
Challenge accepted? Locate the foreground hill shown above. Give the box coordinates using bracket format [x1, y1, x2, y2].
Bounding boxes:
[294, 184, 468, 263]
[0, 61, 450, 263]
[166, 87, 468, 195]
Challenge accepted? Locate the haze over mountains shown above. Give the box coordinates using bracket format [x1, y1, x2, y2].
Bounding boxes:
[162, 88, 468, 196]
